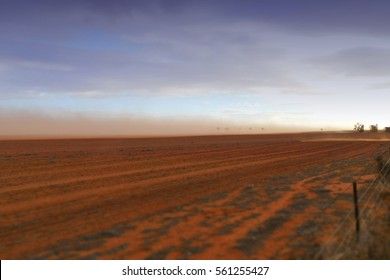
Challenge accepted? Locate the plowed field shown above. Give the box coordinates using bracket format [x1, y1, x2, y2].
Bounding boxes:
[1, 133, 389, 259]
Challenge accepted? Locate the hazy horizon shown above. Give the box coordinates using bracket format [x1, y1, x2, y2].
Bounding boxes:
[0, 109, 336, 138]
[1, 0, 390, 136]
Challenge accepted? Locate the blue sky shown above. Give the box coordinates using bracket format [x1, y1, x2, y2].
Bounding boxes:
[1, 0, 390, 135]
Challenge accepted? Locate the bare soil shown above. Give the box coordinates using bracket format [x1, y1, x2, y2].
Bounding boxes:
[1, 132, 390, 259]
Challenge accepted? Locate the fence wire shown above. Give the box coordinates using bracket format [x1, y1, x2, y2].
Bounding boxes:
[314, 149, 390, 259]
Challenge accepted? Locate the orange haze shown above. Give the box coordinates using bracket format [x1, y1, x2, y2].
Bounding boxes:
[0, 110, 319, 139]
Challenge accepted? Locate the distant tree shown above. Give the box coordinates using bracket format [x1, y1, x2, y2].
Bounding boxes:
[354, 123, 364, 132]
[369, 124, 379, 132]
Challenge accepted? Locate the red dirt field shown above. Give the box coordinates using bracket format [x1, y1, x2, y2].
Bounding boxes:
[1, 132, 390, 259]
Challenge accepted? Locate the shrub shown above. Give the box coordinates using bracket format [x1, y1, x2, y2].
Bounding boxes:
[354, 123, 364, 132]
[369, 124, 379, 132]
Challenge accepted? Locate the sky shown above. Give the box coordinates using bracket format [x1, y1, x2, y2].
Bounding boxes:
[1, 0, 390, 136]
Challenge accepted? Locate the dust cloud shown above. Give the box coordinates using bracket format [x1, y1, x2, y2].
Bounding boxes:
[0, 110, 313, 139]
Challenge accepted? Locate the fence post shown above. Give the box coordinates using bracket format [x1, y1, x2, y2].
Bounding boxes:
[353, 181, 360, 241]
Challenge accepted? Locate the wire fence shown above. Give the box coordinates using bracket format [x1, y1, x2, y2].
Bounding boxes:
[314, 148, 390, 259]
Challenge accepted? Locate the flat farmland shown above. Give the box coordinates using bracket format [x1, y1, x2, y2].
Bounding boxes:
[1, 133, 390, 259]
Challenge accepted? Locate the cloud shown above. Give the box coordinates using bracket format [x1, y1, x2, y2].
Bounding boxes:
[368, 82, 390, 90]
[0, 4, 303, 99]
[308, 47, 390, 77]
[5, 0, 390, 100]
[3, 0, 388, 36]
